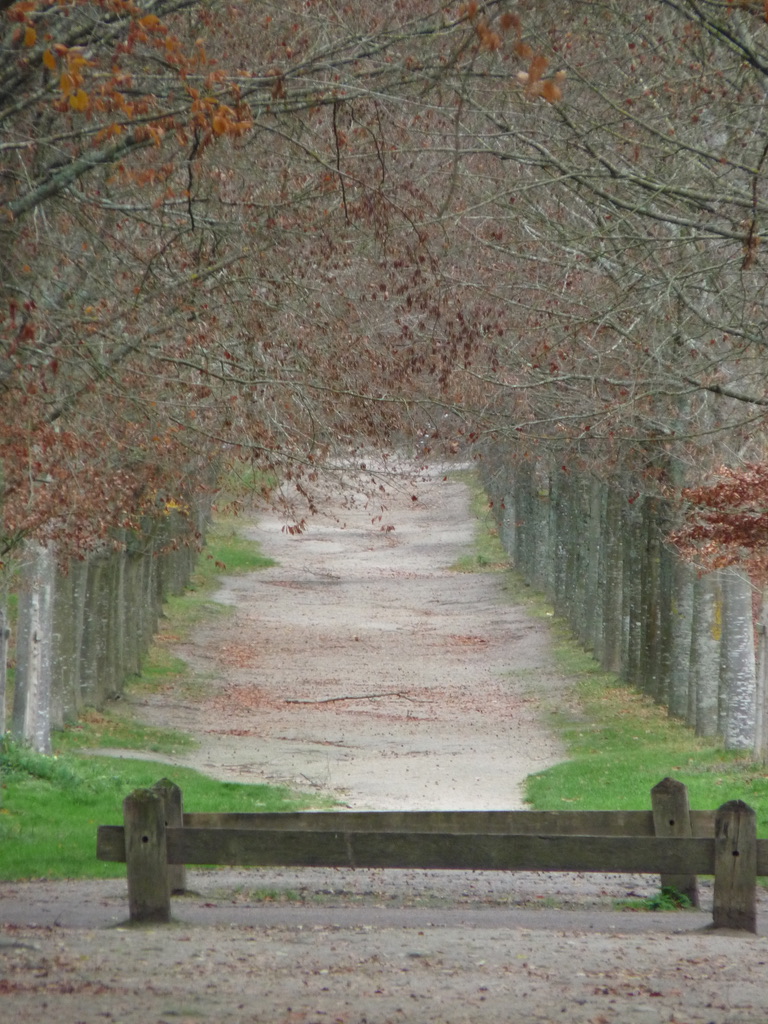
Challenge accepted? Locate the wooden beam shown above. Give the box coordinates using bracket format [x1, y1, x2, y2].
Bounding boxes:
[162, 828, 717, 874]
[99, 824, 767, 871]
[181, 808, 717, 837]
[182, 809, 658, 835]
[97, 824, 126, 862]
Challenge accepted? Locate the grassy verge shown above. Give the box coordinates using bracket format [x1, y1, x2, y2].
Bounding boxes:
[52, 708, 197, 757]
[454, 471, 768, 833]
[178, 516, 277, 596]
[0, 740, 329, 880]
[152, 513, 276, 650]
[449, 470, 508, 573]
[512, 582, 768, 833]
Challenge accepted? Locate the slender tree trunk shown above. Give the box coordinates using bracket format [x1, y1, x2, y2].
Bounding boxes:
[600, 486, 624, 673]
[689, 570, 722, 737]
[0, 569, 9, 737]
[667, 555, 694, 722]
[12, 543, 55, 753]
[656, 538, 676, 709]
[622, 500, 644, 687]
[755, 588, 768, 762]
[533, 464, 552, 596]
[79, 553, 104, 707]
[54, 558, 87, 724]
[501, 488, 516, 557]
[550, 468, 567, 613]
[515, 465, 535, 581]
[720, 568, 757, 751]
[639, 498, 662, 700]
[561, 473, 582, 630]
[587, 478, 604, 657]
[566, 474, 589, 647]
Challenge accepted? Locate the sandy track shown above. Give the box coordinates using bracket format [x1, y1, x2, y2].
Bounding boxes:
[115, 466, 566, 808]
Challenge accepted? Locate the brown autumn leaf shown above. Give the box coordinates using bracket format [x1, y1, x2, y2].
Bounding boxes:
[541, 78, 563, 103]
[69, 89, 89, 111]
[528, 54, 549, 85]
[500, 12, 521, 34]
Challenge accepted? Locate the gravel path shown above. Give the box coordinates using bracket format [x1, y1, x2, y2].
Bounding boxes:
[110, 464, 566, 808]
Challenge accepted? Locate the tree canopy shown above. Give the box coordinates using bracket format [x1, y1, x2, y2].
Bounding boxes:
[3, 0, 768, 561]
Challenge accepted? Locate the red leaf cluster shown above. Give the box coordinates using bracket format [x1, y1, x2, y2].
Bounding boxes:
[672, 464, 768, 574]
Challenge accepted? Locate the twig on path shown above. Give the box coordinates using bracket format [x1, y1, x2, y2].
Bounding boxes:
[284, 691, 428, 705]
[301, 564, 342, 580]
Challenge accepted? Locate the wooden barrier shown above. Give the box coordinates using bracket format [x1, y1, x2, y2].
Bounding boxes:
[96, 777, 763, 931]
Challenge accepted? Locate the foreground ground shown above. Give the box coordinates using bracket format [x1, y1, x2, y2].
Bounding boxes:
[2, 466, 767, 1022]
[3, 871, 768, 1023]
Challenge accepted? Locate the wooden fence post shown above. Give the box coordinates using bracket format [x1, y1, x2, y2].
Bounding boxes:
[152, 778, 187, 894]
[651, 776, 699, 906]
[713, 799, 757, 933]
[124, 787, 170, 924]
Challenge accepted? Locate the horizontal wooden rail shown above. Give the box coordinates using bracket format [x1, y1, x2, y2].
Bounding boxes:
[180, 808, 717, 837]
[96, 809, 722, 862]
[96, 777, 760, 931]
[100, 826, 722, 874]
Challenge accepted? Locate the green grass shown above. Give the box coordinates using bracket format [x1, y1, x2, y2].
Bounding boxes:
[0, 739, 328, 880]
[517, 578, 768, 834]
[53, 709, 196, 757]
[615, 886, 693, 913]
[449, 471, 509, 572]
[52, 649, 202, 757]
[124, 647, 193, 697]
[195, 518, 276, 581]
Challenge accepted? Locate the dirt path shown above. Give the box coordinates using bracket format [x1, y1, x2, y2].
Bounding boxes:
[112, 465, 565, 807]
[3, 466, 768, 1023]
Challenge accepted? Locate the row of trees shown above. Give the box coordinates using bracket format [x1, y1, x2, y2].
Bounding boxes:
[482, 453, 765, 756]
[2, 508, 202, 752]
[2, 0, 479, 564]
[466, 1, 768, 754]
[4, 0, 768, 751]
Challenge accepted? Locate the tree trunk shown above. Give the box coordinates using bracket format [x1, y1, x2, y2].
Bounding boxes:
[689, 570, 722, 738]
[720, 569, 757, 751]
[755, 588, 768, 761]
[600, 486, 624, 673]
[667, 556, 694, 722]
[639, 498, 663, 700]
[0, 570, 9, 738]
[532, 465, 553, 596]
[622, 499, 644, 687]
[586, 478, 604, 657]
[11, 543, 55, 753]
